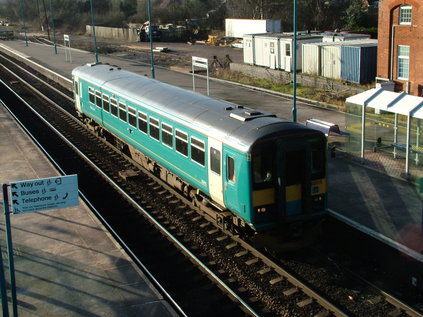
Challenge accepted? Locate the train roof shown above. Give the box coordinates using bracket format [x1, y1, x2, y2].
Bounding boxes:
[72, 63, 320, 152]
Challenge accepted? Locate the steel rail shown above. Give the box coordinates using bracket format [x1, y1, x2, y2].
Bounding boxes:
[0, 52, 73, 102]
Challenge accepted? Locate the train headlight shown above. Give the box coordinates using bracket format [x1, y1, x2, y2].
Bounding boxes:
[256, 207, 267, 213]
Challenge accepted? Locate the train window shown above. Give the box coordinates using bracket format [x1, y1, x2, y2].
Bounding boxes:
[149, 117, 160, 141]
[74, 81, 78, 95]
[138, 111, 147, 133]
[311, 148, 325, 178]
[88, 87, 95, 104]
[227, 156, 235, 183]
[102, 95, 110, 112]
[161, 123, 173, 148]
[286, 150, 305, 186]
[110, 98, 118, 117]
[95, 91, 102, 108]
[175, 129, 188, 156]
[252, 152, 273, 185]
[191, 137, 205, 166]
[128, 107, 137, 128]
[119, 102, 127, 122]
[210, 147, 221, 175]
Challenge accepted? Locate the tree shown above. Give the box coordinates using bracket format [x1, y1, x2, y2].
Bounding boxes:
[120, 0, 137, 18]
[342, 0, 368, 29]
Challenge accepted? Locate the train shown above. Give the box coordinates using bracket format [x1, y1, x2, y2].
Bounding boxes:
[71, 63, 327, 239]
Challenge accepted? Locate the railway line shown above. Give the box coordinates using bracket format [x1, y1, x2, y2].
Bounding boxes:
[1, 52, 421, 317]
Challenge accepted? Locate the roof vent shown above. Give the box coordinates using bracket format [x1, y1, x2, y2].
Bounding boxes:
[245, 110, 262, 116]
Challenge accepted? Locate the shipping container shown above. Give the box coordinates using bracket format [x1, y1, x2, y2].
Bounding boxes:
[302, 42, 322, 75]
[243, 33, 322, 71]
[341, 44, 377, 84]
[321, 40, 377, 80]
[225, 19, 281, 38]
[302, 40, 377, 79]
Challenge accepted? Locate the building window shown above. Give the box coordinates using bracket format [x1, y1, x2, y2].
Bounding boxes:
[399, 5, 412, 25]
[397, 45, 410, 80]
[285, 43, 291, 57]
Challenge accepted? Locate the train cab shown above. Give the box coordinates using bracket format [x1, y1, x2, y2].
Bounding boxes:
[249, 129, 327, 232]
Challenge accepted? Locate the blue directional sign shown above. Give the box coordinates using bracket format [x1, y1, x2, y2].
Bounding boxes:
[9, 175, 79, 214]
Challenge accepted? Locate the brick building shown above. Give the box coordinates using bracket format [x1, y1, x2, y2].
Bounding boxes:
[377, 0, 422, 96]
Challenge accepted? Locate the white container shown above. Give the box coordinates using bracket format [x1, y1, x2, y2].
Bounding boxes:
[225, 19, 281, 38]
[253, 34, 281, 69]
[243, 34, 255, 65]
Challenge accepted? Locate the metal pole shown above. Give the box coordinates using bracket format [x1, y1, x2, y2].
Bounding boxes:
[192, 63, 195, 92]
[0, 186, 10, 317]
[89, 0, 99, 64]
[49, 0, 57, 54]
[361, 104, 365, 163]
[405, 114, 411, 178]
[393, 113, 398, 158]
[3, 185, 17, 317]
[147, 0, 155, 79]
[19, 0, 28, 47]
[292, 0, 297, 122]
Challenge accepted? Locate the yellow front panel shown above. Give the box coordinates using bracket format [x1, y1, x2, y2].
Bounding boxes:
[253, 188, 275, 207]
[286, 184, 301, 202]
[311, 178, 327, 195]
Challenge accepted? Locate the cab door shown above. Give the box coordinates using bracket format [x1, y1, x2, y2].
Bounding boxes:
[276, 140, 312, 218]
[208, 137, 225, 207]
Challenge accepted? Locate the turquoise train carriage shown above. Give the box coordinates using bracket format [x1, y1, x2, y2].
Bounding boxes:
[72, 63, 327, 238]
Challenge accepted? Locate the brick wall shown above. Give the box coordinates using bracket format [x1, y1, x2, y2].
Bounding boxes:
[377, 0, 422, 96]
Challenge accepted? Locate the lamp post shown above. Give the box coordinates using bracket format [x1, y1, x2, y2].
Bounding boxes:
[89, 0, 99, 63]
[147, 0, 155, 78]
[49, 0, 57, 54]
[19, 0, 28, 46]
[292, 0, 297, 122]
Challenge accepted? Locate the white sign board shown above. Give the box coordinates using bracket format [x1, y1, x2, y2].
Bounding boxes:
[192, 56, 208, 69]
[192, 56, 210, 96]
[10, 175, 79, 214]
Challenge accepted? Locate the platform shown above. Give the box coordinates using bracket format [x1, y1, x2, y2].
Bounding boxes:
[0, 39, 421, 262]
[0, 100, 178, 315]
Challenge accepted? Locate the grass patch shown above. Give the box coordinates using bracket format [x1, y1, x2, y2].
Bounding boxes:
[213, 69, 354, 111]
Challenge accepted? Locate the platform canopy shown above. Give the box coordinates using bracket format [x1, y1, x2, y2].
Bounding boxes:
[346, 88, 423, 118]
[346, 88, 423, 177]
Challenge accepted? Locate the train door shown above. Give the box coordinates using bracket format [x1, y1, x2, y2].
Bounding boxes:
[276, 140, 311, 218]
[208, 137, 224, 207]
[73, 76, 82, 112]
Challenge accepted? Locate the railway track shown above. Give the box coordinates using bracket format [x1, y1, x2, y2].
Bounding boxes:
[1, 51, 422, 317]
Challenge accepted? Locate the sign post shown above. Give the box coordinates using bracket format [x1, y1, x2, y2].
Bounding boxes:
[64, 34, 72, 63]
[1, 175, 79, 316]
[192, 56, 210, 96]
